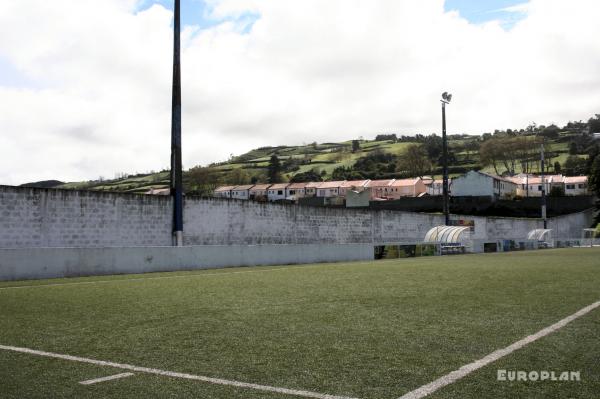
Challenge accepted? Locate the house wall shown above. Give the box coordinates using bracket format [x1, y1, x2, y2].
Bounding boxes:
[231, 190, 249, 200]
[451, 172, 493, 197]
[0, 185, 593, 251]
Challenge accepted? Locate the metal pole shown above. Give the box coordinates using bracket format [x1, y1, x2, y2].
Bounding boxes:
[441, 102, 449, 226]
[540, 142, 547, 229]
[171, 0, 184, 246]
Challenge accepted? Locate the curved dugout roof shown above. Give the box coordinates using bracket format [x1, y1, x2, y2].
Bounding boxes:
[424, 226, 471, 243]
[527, 229, 552, 241]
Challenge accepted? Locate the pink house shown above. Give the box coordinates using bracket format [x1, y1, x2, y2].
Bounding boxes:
[388, 178, 427, 198]
[339, 180, 370, 197]
[316, 181, 345, 197]
[366, 179, 395, 199]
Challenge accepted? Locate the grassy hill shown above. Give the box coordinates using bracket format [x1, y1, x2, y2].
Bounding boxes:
[44, 118, 597, 195]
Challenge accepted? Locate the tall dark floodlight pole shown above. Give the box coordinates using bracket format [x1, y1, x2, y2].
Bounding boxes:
[171, 0, 183, 246]
[540, 142, 547, 229]
[441, 92, 452, 226]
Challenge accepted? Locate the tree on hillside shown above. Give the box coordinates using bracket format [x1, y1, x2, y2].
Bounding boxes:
[589, 114, 600, 133]
[589, 156, 600, 197]
[569, 142, 578, 155]
[267, 155, 283, 183]
[479, 139, 503, 175]
[352, 140, 361, 153]
[423, 134, 443, 163]
[290, 170, 322, 183]
[186, 166, 220, 196]
[479, 136, 541, 175]
[227, 168, 250, 185]
[375, 134, 397, 142]
[564, 156, 588, 176]
[554, 161, 562, 174]
[397, 144, 432, 178]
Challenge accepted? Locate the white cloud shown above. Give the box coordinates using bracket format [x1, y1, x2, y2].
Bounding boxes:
[0, 0, 599, 184]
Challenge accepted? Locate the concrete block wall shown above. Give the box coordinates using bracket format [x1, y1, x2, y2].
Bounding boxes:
[0, 186, 172, 248]
[0, 185, 594, 250]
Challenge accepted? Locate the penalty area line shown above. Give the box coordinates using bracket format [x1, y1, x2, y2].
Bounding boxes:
[0, 344, 357, 399]
[397, 300, 600, 399]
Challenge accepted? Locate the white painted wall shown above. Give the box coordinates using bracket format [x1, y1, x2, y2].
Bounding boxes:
[0, 244, 373, 281]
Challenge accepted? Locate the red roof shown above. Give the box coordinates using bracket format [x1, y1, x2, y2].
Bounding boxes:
[287, 182, 309, 189]
[215, 186, 235, 192]
[341, 180, 369, 188]
[391, 178, 420, 187]
[269, 183, 289, 190]
[305, 182, 322, 188]
[250, 184, 271, 190]
[367, 179, 394, 187]
[564, 176, 587, 184]
[317, 181, 345, 189]
[232, 185, 254, 190]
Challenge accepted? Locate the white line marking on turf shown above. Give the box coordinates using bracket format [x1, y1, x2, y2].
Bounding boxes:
[397, 300, 600, 399]
[79, 372, 134, 385]
[0, 344, 357, 399]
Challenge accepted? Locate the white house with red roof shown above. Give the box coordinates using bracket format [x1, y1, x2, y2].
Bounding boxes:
[231, 185, 254, 200]
[267, 183, 289, 201]
[304, 181, 321, 197]
[286, 182, 309, 199]
[214, 186, 235, 198]
[249, 184, 271, 200]
[563, 176, 589, 195]
[316, 181, 345, 197]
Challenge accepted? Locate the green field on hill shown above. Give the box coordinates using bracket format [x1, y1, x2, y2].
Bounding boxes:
[1, 248, 599, 398]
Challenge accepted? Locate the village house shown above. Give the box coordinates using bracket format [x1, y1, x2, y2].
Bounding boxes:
[316, 181, 345, 197]
[339, 180, 370, 197]
[563, 176, 589, 195]
[304, 182, 321, 197]
[510, 174, 576, 197]
[286, 182, 308, 200]
[214, 186, 235, 198]
[249, 184, 271, 201]
[388, 178, 427, 198]
[267, 183, 289, 201]
[231, 185, 254, 200]
[451, 171, 516, 199]
[366, 179, 395, 199]
[425, 179, 444, 196]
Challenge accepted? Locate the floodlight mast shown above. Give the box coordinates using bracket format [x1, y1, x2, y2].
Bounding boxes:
[440, 92, 451, 226]
[170, 0, 184, 246]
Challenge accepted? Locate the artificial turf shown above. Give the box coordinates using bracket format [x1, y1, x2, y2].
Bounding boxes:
[0, 248, 599, 398]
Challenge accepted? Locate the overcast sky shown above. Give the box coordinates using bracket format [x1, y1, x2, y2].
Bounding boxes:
[1, 0, 599, 185]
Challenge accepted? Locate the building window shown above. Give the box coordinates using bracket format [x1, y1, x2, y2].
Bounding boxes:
[278, 190, 283, 195]
[578, 184, 585, 189]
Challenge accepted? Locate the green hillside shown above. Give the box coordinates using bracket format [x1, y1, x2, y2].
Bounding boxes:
[46, 116, 599, 196]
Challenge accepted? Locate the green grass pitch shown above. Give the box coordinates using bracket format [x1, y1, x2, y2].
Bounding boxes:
[1, 248, 599, 398]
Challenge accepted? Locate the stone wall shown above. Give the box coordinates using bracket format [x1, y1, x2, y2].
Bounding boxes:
[0, 185, 594, 249]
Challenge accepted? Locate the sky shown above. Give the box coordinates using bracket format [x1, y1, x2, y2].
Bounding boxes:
[1, 0, 599, 185]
